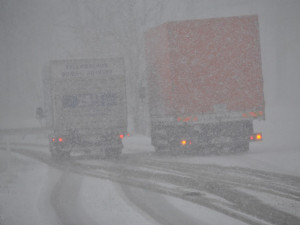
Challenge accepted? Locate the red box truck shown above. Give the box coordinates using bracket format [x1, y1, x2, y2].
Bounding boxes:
[145, 15, 264, 153]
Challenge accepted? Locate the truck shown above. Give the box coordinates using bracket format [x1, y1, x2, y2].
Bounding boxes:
[44, 57, 127, 159]
[144, 15, 264, 154]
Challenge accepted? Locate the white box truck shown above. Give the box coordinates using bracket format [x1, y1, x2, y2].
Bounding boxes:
[45, 57, 127, 159]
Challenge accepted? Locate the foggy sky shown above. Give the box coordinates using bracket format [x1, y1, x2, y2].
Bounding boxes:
[0, 0, 299, 146]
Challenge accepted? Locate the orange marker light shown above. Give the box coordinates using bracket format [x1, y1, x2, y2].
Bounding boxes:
[181, 140, 187, 146]
[256, 134, 262, 140]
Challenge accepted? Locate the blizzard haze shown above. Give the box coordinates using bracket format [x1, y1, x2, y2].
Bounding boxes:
[1, 1, 300, 225]
[0, 0, 300, 147]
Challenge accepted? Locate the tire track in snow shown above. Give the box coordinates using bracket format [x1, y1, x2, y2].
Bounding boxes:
[49, 169, 101, 225]
[5, 145, 300, 225]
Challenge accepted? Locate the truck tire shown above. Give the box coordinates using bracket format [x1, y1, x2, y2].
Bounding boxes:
[154, 145, 169, 154]
[151, 124, 169, 153]
[112, 148, 122, 159]
[104, 147, 122, 159]
[239, 141, 250, 152]
[50, 146, 70, 160]
[229, 141, 249, 153]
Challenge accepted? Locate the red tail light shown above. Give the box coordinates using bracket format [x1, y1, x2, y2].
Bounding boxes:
[120, 134, 124, 139]
[250, 135, 254, 140]
[52, 138, 55, 142]
[58, 137, 63, 142]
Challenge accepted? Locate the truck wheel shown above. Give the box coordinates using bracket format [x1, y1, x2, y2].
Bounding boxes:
[154, 145, 169, 154]
[151, 124, 169, 153]
[112, 148, 122, 159]
[230, 142, 249, 153]
[50, 147, 70, 160]
[152, 137, 169, 153]
[239, 142, 250, 152]
[168, 143, 184, 155]
[104, 148, 121, 159]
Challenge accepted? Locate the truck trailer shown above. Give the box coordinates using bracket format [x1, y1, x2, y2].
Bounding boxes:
[44, 57, 127, 159]
[145, 15, 264, 154]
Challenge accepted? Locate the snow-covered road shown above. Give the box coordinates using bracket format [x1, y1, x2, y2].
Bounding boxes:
[0, 149, 246, 225]
[0, 135, 300, 225]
